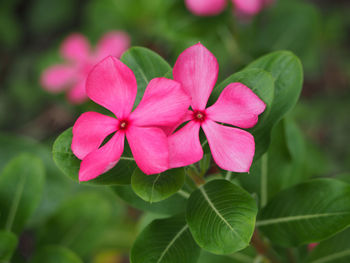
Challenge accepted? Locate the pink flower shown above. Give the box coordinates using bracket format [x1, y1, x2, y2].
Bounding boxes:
[168, 43, 265, 172]
[41, 31, 130, 104]
[71, 56, 191, 181]
[308, 243, 318, 251]
[185, 0, 273, 17]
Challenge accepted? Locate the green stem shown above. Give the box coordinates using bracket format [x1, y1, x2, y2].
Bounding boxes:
[225, 171, 232, 181]
[260, 153, 268, 208]
[177, 190, 190, 199]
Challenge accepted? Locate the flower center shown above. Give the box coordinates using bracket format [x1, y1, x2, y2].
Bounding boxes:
[119, 120, 129, 130]
[193, 110, 207, 123]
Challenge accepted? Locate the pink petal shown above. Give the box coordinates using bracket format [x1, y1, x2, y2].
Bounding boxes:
[67, 80, 88, 104]
[169, 121, 203, 168]
[185, 0, 226, 16]
[206, 82, 266, 129]
[60, 33, 90, 63]
[202, 120, 255, 172]
[86, 56, 137, 119]
[130, 77, 191, 128]
[126, 126, 169, 175]
[95, 31, 130, 61]
[41, 65, 75, 92]
[162, 110, 194, 136]
[232, 0, 263, 16]
[72, 112, 119, 160]
[79, 131, 124, 181]
[173, 43, 219, 110]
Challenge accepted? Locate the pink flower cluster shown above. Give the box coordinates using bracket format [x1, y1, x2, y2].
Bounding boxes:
[41, 31, 130, 104]
[71, 43, 265, 181]
[185, 0, 274, 17]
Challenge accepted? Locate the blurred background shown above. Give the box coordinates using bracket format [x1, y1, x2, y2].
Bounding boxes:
[0, 0, 349, 262]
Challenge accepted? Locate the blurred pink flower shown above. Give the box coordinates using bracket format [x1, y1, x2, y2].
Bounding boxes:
[41, 31, 130, 104]
[185, 0, 274, 17]
[168, 43, 265, 172]
[308, 243, 318, 251]
[71, 56, 190, 181]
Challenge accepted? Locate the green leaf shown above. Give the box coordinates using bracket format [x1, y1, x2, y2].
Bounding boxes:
[38, 192, 111, 257]
[246, 51, 303, 157]
[0, 231, 17, 262]
[131, 168, 185, 202]
[121, 47, 172, 107]
[52, 128, 136, 185]
[198, 247, 257, 263]
[113, 185, 187, 215]
[0, 154, 45, 234]
[210, 68, 275, 158]
[305, 228, 350, 263]
[186, 180, 257, 254]
[131, 215, 200, 263]
[257, 179, 350, 246]
[30, 245, 82, 263]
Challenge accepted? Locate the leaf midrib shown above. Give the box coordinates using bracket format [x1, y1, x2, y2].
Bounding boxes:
[310, 249, 350, 263]
[256, 212, 350, 226]
[198, 186, 244, 243]
[156, 224, 188, 263]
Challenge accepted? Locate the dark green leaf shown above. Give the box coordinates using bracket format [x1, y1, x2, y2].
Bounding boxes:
[257, 179, 350, 246]
[30, 245, 82, 263]
[131, 168, 185, 202]
[121, 47, 172, 107]
[305, 228, 350, 263]
[0, 231, 17, 262]
[210, 68, 275, 158]
[52, 128, 136, 185]
[246, 51, 303, 157]
[0, 154, 45, 234]
[198, 247, 257, 263]
[113, 185, 187, 215]
[38, 192, 111, 257]
[131, 215, 200, 263]
[186, 180, 257, 254]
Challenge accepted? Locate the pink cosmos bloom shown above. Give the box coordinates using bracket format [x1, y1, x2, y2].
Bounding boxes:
[168, 43, 266, 172]
[71, 56, 191, 181]
[41, 31, 130, 104]
[185, 0, 273, 17]
[185, 0, 227, 16]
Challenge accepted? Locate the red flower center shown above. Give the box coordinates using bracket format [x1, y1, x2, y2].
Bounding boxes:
[193, 110, 207, 123]
[119, 119, 129, 130]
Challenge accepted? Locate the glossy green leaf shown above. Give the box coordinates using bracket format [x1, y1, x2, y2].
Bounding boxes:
[0, 231, 17, 262]
[131, 168, 185, 202]
[210, 68, 275, 158]
[198, 247, 257, 263]
[52, 128, 136, 185]
[121, 47, 172, 107]
[30, 245, 82, 263]
[246, 51, 303, 157]
[257, 179, 350, 246]
[305, 228, 350, 263]
[0, 154, 45, 234]
[131, 215, 200, 263]
[113, 185, 187, 215]
[186, 180, 257, 254]
[38, 192, 111, 257]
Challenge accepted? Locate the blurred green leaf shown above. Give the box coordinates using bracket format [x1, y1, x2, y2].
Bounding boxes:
[0, 230, 17, 262]
[30, 245, 82, 263]
[38, 192, 111, 257]
[0, 154, 45, 234]
[305, 228, 350, 263]
[131, 168, 185, 202]
[186, 180, 257, 254]
[198, 247, 257, 263]
[210, 68, 275, 159]
[246, 51, 303, 157]
[131, 215, 200, 263]
[258, 179, 350, 246]
[113, 185, 187, 215]
[121, 46, 172, 107]
[52, 128, 136, 185]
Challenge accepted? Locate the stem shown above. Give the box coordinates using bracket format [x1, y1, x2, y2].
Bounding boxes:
[260, 153, 268, 208]
[177, 190, 190, 199]
[225, 171, 232, 181]
[251, 230, 281, 263]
